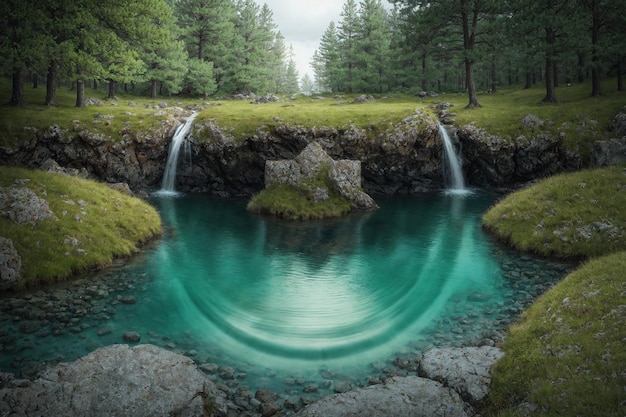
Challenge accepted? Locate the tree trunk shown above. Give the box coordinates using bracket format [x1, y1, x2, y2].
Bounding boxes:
[421, 53, 427, 91]
[577, 52, 585, 83]
[543, 26, 558, 103]
[590, 0, 601, 97]
[150, 79, 158, 98]
[9, 66, 25, 106]
[465, 58, 480, 107]
[75, 79, 86, 108]
[32, 74, 38, 89]
[45, 63, 57, 106]
[524, 71, 532, 89]
[618, 58, 624, 92]
[107, 80, 118, 99]
[490, 53, 497, 93]
[543, 58, 558, 103]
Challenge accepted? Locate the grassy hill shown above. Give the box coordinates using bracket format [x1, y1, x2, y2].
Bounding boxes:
[0, 167, 161, 289]
[483, 165, 626, 417]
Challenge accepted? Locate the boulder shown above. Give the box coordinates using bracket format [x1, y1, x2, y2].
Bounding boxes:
[611, 106, 626, 138]
[263, 142, 378, 213]
[296, 376, 471, 417]
[591, 138, 626, 167]
[0, 237, 21, 290]
[0, 186, 56, 226]
[419, 346, 505, 407]
[0, 344, 227, 417]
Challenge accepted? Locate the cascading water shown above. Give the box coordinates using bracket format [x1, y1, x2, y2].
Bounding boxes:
[159, 114, 196, 194]
[438, 122, 469, 194]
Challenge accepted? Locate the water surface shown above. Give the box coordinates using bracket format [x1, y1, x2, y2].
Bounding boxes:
[0, 192, 571, 394]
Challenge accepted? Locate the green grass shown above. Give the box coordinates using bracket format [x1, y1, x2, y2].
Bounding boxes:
[482, 166, 626, 416]
[482, 165, 626, 260]
[440, 79, 626, 157]
[194, 95, 420, 141]
[487, 252, 626, 417]
[0, 167, 162, 289]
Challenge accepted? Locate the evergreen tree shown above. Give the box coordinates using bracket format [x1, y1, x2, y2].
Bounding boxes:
[316, 21, 342, 92]
[0, 0, 48, 106]
[184, 58, 217, 97]
[300, 73, 315, 95]
[355, 0, 391, 93]
[175, 0, 237, 92]
[337, 0, 361, 93]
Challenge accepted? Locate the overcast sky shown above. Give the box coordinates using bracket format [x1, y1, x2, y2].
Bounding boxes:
[253, 0, 393, 81]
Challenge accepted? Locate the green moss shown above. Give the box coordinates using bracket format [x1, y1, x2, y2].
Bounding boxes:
[487, 252, 626, 417]
[247, 166, 352, 220]
[0, 167, 162, 289]
[482, 165, 626, 259]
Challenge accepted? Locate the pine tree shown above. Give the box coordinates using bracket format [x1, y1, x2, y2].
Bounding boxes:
[338, 0, 360, 93]
[355, 0, 391, 93]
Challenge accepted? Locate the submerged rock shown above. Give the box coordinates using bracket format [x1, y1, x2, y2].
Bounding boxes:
[0, 344, 227, 417]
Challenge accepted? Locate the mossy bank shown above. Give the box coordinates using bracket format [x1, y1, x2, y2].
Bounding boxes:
[0, 167, 161, 290]
[482, 165, 626, 417]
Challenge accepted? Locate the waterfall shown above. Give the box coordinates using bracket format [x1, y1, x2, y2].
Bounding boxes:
[159, 114, 196, 194]
[437, 122, 468, 193]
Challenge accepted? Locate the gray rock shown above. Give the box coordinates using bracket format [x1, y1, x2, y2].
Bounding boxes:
[264, 142, 378, 214]
[122, 331, 141, 342]
[521, 114, 544, 129]
[0, 344, 227, 416]
[296, 376, 470, 417]
[0, 186, 56, 225]
[591, 138, 626, 167]
[419, 346, 505, 406]
[0, 237, 21, 290]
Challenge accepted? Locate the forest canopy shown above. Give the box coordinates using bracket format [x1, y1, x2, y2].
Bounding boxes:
[1, 0, 625, 108]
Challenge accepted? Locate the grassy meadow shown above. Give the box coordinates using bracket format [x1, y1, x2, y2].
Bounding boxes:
[1, 78, 624, 152]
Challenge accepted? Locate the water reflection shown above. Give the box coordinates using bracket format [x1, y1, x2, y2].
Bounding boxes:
[145, 192, 504, 366]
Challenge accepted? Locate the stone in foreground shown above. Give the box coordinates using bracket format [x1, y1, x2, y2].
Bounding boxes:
[296, 376, 471, 417]
[419, 346, 505, 406]
[0, 344, 227, 417]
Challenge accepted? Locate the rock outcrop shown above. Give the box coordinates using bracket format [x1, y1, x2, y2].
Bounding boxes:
[419, 346, 505, 407]
[264, 142, 378, 212]
[0, 237, 21, 290]
[457, 124, 580, 188]
[296, 346, 504, 417]
[591, 138, 626, 167]
[0, 344, 227, 417]
[296, 376, 471, 417]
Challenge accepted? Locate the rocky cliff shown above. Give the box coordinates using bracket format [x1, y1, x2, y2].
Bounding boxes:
[4, 106, 626, 195]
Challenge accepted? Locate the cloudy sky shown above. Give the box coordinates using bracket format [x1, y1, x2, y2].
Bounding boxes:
[253, 0, 394, 80]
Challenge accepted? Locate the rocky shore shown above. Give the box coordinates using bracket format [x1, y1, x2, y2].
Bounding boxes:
[0, 343, 503, 417]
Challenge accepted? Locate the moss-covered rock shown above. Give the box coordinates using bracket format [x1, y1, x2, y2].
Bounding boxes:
[248, 142, 377, 220]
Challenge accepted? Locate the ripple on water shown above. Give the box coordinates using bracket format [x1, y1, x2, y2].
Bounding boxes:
[0, 193, 573, 395]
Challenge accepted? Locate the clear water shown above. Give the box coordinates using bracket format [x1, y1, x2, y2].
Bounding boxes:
[0, 192, 572, 395]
